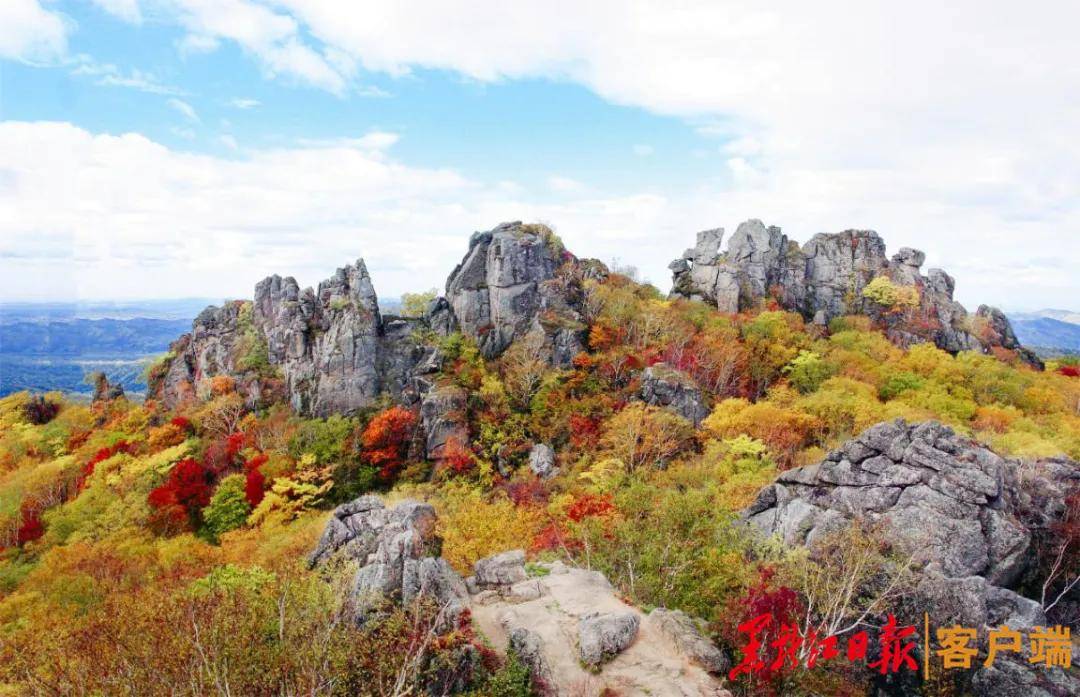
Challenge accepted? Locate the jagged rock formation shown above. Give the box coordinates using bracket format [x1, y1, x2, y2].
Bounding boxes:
[670, 220, 1042, 368]
[308, 496, 469, 624]
[88, 371, 124, 402]
[744, 420, 1079, 695]
[440, 221, 596, 365]
[151, 221, 603, 421]
[639, 363, 710, 426]
[151, 261, 438, 416]
[746, 419, 1076, 586]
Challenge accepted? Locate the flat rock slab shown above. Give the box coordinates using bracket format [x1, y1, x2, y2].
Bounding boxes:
[470, 562, 731, 697]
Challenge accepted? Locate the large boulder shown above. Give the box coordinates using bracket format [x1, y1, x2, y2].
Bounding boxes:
[639, 363, 709, 426]
[670, 220, 1041, 367]
[746, 420, 1077, 588]
[527, 443, 557, 479]
[419, 382, 469, 465]
[578, 612, 640, 667]
[472, 549, 528, 589]
[743, 421, 1079, 695]
[309, 496, 468, 624]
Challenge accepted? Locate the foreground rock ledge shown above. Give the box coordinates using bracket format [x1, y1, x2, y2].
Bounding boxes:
[744, 419, 1080, 695]
[311, 498, 732, 696]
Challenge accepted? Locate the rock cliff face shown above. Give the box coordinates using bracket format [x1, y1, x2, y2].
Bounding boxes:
[441, 221, 596, 364]
[151, 221, 600, 417]
[744, 420, 1079, 695]
[151, 260, 437, 416]
[670, 220, 1042, 368]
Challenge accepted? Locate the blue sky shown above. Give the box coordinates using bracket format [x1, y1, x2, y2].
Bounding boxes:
[1, 1, 1078, 310]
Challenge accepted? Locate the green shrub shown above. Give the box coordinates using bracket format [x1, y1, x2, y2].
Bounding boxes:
[783, 350, 833, 394]
[203, 475, 251, 540]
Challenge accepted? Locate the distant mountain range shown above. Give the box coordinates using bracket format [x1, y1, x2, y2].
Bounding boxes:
[1008, 309, 1080, 356]
[0, 300, 214, 397]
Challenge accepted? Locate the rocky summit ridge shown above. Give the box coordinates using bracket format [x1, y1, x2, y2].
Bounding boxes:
[149, 218, 1041, 423]
[669, 219, 1041, 368]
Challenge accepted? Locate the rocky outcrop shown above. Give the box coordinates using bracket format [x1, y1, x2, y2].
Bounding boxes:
[419, 382, 469, 465]
[152, 260, 438, 415]
[308, 496, 468, 624]
[746, 420, 1077, 585]
[311, 502, 733, 696]
[744, 420, 1079, 694]
[440, 222, 594, 365]
[152, 221, 606, 418]
[639, 363, 709, 426]
[528, 443, 557, 479]
[469, 555, 732, 696]
[89, 371, 124, 402]
[670, 220, 1041, 368]
[579, 612, 641, 667]
[647, 608, 730, 675]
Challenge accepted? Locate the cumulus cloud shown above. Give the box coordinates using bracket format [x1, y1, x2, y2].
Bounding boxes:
[229, 97, 261, 109]
[0, 0, 69, 64]
[2, 121, 1073, 310]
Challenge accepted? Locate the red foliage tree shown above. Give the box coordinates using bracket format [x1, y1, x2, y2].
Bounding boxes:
[243, 453, 269, 508]
[15, 508, 45, 546]
[361, 406, 417, 478]
[569, 414, 601, 450]
[79, 440, 134, 489]
[442, 436, 475, 475]
[170, 416, 193, 432]
[147, 458, 214, 532]
[566, 493, 616, 523]
[1057, 365, 1080, 378]
[726, 566, 804, 692]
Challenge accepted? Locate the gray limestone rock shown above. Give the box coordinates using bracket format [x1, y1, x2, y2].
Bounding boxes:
[744, 419, 1074, 587]
[442, 222, 591, 365]
[639, 362, 710, 426]
[669, 220, 1041, 367]
[527, 443, 557, 479]
[153, 259, 434, 415]
[578, 612, 640, 667]
[647, 608, 729, 674]
[473, 549, 527, 589]
[420, 382, 469, 465]
[309, 497, 466, 625]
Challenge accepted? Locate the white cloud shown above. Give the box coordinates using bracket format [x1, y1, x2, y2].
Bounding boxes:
[72, 56, 187, 95]
[166, 0, 348, 94]
[229, 97, 261, 109]
[632, 144, 654, 157]
[3, 121, 1072, 310]
[547, 176, 585, 193]
[177, 33, 219, 55]
[167, 98, 201, 123]
[91, 0, 142, 23]
[0, 0, 69, 64]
